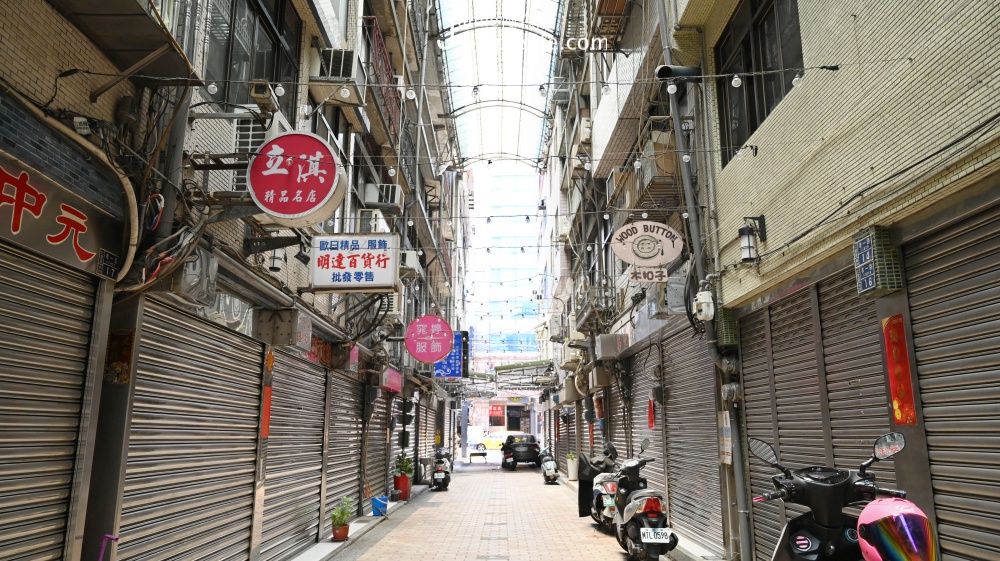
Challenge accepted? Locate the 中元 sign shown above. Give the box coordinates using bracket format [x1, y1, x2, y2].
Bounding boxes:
[311, 234, 400, 292]
[246, 132, 345, 227]
[610, 221, 683, 267]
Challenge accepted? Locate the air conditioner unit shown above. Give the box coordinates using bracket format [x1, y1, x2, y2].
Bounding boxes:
[394, 75, 405, 97]
[548, 314, 565, 342]
[384, 292, 403, 323]
[567, 313, 585, 343]
[357, 209, 389, 234]
[233, 109, 292, 191]
[399, 249, 421, 279]
[363, 183, 403, 215]
[321, 49, 354, 79]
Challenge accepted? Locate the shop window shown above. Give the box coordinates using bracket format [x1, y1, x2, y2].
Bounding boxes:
[204, 0, 302, 119]
[715, 0, 803, 165]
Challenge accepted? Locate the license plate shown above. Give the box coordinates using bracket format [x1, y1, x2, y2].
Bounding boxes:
[603, 496, 616, 507]
[515, 446, 527, 451]
[433, 473, 446, 479]
[639, 528, 673, 543]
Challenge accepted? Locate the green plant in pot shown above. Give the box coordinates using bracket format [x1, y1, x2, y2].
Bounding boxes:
[329, 497, 353, 541]
[392, 452, 414, 500]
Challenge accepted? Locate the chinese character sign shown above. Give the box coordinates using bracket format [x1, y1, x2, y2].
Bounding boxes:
[433, 332, 463, 377]
[311, 234, 400, 292]
[405, 315, 454, 364]
[247, 132, 344, 227]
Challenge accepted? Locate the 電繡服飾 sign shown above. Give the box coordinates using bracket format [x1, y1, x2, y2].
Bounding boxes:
[405, 315, 454, 363]
[311, 234, 400, 292]
[434, 332, 463, 378]
[246, 132, 345, 227]
[610, 221, 683, 267]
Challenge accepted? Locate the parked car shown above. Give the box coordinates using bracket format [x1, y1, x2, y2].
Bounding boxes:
[470, 431, 524, 451]
[501, 434, 541, 466]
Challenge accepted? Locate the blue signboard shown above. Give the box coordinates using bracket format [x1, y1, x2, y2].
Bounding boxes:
[434, 332, 463, 378]
[853, 233, 876, 294]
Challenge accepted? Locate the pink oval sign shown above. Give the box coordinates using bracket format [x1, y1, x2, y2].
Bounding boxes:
[405, 315, 454, 363]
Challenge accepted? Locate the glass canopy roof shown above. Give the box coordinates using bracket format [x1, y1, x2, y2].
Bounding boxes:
[437, 0, 561, 167]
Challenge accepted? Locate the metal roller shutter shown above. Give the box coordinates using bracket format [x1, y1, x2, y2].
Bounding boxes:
[119, 300, 263, 561]
[629, 345, 663, 490]
[261, 350, 327, 561]
[607, 367, 630, 461]
[557, 411, 568, 473]
[589, 388, 605, 458]
[365, 393, 389, 509]
[391, 397, 414, 480]
[325, 370, 363, 532]
[0, 241, 98, 561]
[904, 203, 1000, 560]
[662, 330, 724, 556]
[817, 269, 895, 483]
[418, 402, 435, 475]
[740, 309, 781, 561]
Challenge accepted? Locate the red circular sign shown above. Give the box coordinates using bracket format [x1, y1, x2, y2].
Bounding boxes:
[404, 315, 454, 364]
[247, 132, 339, 219]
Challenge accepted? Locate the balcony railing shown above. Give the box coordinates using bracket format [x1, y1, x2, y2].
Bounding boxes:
[363, 16, 400, 139]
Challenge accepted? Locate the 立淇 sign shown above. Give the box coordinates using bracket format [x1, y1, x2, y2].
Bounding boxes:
[311, 234, 400, 292]
[246, 132, 345, 227]
[405, 314, 454, 364]
[610, 221, 683, 267]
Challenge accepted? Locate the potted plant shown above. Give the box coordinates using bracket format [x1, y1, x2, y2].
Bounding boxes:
[567, 450, 579, 481]
[329, 497, 353, 542]
[391, 452, 413, 500]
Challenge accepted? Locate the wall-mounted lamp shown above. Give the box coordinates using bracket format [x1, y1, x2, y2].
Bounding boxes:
[739, 215, 767, 263]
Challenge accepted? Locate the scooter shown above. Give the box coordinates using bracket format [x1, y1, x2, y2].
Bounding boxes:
[502, 448, 516, 470]
[540, 447, 559, 484]
[430, 447, 451, 491]
[589, 442, 620, 527]
[748, 432, 936, 560]
[613, 438, 678, 561]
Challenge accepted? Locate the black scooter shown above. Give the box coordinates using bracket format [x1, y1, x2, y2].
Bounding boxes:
[430, 447, 451, 491]
[613, 438, 678, 561]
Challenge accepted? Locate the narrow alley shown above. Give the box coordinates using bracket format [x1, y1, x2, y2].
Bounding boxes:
[332, 460, 626, 561]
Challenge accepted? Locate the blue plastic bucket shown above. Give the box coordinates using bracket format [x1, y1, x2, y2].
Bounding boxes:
[372, 496, 389, 516]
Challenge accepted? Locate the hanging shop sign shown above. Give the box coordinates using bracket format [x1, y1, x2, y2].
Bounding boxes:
[404, 314, 454, 363]
[0, 152, 122, 278]
[246, 131, 345, 227]
[379, 367, 403, 393]
[433, 332, 464, 378]
[610, 221, 683, 267]
[311, 233, 400, 292]
[882, 314, 916, 425]
[625, 265, 668, 283]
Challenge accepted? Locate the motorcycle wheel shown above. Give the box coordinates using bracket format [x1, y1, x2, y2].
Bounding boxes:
[476, 444, 486, 451]
[615, 524, 629, 552]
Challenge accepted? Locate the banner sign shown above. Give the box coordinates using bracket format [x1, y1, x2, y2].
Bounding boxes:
[379, 367, 402, 393]
[246, 131, 345, 227]
[433, 332, 463, 377]
[311, 233, 400, 292]
[882, 314, 916, 425]
[405, 314, 454, 363]
[490, 405, 504, 417]
[610, 221, 683, 267]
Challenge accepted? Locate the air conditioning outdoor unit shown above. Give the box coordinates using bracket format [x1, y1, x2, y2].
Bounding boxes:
[399, 250, 421, 279]
[233, 109, 292, 192]
[579, 117, 592, 143]
[566, 313, 585, 343]
[548, 314, 565, 342]
[384, 292, 403, 323]
[357, 209, 389, 234]
[363, 183, 403, 215]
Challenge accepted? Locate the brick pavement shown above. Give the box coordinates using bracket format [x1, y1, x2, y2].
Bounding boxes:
[334, 459, 629, 561]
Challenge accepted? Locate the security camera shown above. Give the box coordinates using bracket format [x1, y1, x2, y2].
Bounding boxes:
[249, 80, 279, 115]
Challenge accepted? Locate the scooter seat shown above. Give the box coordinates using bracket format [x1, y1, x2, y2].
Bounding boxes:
[627, 489, 661, 502]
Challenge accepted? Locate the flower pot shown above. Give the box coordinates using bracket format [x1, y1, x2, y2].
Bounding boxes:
[331, 524, 349, 542]
[567, 457, 579, 481]
[393, 474, 411, 500]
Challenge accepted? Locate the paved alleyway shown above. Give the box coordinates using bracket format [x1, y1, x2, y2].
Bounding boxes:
[336, 460, 628, 561]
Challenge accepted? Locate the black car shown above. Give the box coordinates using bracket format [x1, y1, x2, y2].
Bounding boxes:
[501, 434, 541, 466]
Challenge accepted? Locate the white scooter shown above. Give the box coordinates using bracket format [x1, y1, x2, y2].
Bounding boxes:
[540, 447, 559, 484]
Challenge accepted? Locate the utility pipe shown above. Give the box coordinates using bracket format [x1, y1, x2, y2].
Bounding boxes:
[654, 3, 752, 561]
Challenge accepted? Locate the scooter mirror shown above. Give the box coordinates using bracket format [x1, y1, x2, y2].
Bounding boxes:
[605, 442, 618, 460]
[747, 438, 779, 465]
[639, 438, 650, 454]
[873, 432, 905, 460]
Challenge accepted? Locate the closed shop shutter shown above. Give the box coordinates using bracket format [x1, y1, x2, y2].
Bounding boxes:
[557, 411, 567, 472]
[904, 203, 1000, 560]
[607, 375, 630, 461]
[817, 269, 895, 483]
[365, 393, 390, 510]
[119, 300, 263, 561]
[662, 330, 724, 556]
[261, 349, 326, 561]
[629, 345, 663, 490]
[419, 402, 436, 470]
[325, 370, 363, 531]
[0, 241, 98, 560]
[589, 388, 605, 458]
[391, 397, 415, 481]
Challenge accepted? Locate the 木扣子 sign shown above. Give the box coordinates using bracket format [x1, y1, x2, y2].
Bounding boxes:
[405, 315, 454, 364]
[610, 221, 683, 267]
[311, 234, 400, 292]
[433, 332, 463, 377]
[246, 131, 346, 227]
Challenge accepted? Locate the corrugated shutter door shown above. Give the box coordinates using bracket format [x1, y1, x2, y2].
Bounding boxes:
[391, 398, 414, 479]
[0, 242, 97, 560]
[325, 370, 362, 532]
[261, 350, 326, 561]
[557, 411, 568, 473]
[607, 375, 630, 461]
[365, 393, 389, 508]
[119, 300, 263, 561]
[419, 402, 435, 472]
[629, 346, 663, 490]
[817, 269, 895, 483]
[904, 204, 1000, 560]
[589, 389, 605, 457]
[740, 309, 782, 561]
[662, 331, 724, 556]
